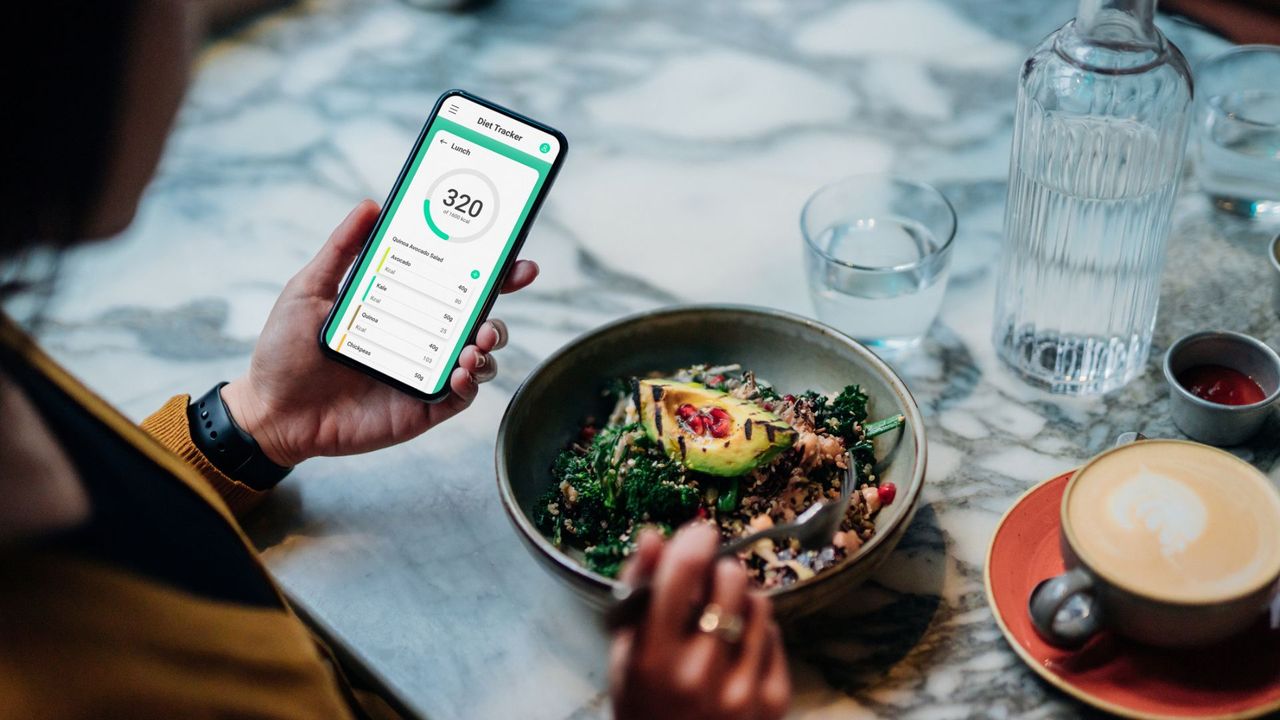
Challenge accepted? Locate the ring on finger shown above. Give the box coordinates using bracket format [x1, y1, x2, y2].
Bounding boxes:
[696, 602, 745, 644]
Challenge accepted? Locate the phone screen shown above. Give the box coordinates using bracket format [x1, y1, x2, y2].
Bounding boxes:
[322, 92, 564, 399]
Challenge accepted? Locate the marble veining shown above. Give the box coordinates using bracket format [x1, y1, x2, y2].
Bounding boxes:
[30, 0, 1277, 718]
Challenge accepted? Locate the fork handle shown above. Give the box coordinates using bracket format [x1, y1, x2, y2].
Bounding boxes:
[603, 583, 653, 631]
[603, 541, 752, 631]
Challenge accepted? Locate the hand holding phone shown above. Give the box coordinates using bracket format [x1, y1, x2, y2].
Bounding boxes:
[320, 90, 567, 402]
[218, 91, 562, 465]
[221, 199, 540, 468]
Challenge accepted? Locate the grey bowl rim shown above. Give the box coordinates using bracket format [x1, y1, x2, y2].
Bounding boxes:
[1270, 233, 1280, 275]
[493, 302, 929, 600]
[1162, 330, 1280, 413]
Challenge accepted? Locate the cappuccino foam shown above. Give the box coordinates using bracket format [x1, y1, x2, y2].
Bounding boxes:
[1066, 441, 1280, 603]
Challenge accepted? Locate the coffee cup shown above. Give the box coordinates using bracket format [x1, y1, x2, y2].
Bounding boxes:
[1029, 439, 1280, 648]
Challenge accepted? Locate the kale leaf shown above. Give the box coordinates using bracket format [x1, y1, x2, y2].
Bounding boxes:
[584, 539, 629, 577]
[802, 385, 869, 445]
[538, 445, 614, 545]
[540, 418, 702, 577]
[620, 459, 700, 525]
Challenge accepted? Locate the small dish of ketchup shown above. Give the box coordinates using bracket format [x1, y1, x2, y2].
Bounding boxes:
[1176, 364, 1267, 406]
[1163, 331, 1280, 446]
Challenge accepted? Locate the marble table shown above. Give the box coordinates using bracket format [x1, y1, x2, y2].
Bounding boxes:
[33, 0, 1277, 717]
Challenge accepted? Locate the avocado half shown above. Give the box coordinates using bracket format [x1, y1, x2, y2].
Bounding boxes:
[634, 379, 795, 477]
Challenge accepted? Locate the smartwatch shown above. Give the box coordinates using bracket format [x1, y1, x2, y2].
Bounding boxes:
[188, 382, 292, 491]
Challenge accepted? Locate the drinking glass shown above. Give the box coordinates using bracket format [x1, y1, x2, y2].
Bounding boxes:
[1194, 46, 1280, 219]
[801, 175, 956, 352]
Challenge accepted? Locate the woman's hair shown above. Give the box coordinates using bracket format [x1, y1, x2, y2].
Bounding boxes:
[0, 3, 139, 259]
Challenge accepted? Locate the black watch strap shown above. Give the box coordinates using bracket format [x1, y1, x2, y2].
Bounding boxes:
[188, 382, 292, 491]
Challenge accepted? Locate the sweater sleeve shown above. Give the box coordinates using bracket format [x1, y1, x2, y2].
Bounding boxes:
[140, 395, 269, 516]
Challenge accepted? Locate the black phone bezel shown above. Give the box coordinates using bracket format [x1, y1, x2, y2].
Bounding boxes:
[317, 89, 568, 403]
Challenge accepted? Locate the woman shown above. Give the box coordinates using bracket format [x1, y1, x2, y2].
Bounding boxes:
[0, 2, 791, 719]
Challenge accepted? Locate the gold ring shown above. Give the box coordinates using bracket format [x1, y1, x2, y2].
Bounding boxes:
[696, 603, 745, 644]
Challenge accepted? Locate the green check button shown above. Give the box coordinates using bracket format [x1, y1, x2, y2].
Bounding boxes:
[470, 270, 481, 280]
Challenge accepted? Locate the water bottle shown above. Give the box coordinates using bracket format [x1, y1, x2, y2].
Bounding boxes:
[992, 0, 1192, 395]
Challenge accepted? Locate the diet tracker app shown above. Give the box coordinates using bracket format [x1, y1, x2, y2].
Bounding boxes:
[325, 95, 560, 394]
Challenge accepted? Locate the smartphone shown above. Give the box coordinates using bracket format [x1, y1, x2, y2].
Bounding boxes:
[320, 90, 567, 402]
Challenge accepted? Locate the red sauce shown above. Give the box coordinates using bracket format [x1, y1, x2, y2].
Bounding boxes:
[1176, 364, 1267, 406]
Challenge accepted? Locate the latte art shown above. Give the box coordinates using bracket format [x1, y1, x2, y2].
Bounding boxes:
[1066, 441, 1280, 603]
[1107, 467, 1207, 558]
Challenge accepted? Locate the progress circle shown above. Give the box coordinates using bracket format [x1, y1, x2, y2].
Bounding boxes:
[425, 168, 500, 242]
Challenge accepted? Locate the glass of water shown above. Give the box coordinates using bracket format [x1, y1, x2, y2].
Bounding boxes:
[1194, 45, 1280, 219]
[801, 175, 956, 352]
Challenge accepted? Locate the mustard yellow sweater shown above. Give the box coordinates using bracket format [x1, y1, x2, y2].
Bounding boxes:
[0, 319, 366, 719]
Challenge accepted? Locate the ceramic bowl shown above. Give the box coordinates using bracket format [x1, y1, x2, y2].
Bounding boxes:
[495, 304, 927, 619]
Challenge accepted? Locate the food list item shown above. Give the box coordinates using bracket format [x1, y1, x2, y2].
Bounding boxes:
[324, 96, 558, 394]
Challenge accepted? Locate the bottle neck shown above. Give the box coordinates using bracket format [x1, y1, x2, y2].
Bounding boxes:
[1075, 0, 1159, 46]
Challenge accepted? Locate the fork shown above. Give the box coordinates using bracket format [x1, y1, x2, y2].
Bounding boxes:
[603, 451, 857, 631]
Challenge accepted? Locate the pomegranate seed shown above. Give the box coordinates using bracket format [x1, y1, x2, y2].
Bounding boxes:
[580, 426, 598, 442]
[709, 417, 733, 438]
[696, 506, 708, 519]
[783, 394, 796, 403]
[687, 415, 706, 435]
[877, 482, 897, 506]
[708, 374, 725, 385]
[708, 406, 730, 422]
[677, 403, 698, 420]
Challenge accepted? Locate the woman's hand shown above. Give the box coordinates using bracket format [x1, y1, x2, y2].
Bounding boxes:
[609, 524, 791, 720]
[220, 200, 538, 467]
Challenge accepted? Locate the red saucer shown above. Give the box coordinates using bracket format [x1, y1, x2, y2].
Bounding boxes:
[985, 472, 1280, 719]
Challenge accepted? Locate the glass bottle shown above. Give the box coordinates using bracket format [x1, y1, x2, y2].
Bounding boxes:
[992, 0, 1192, 395]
